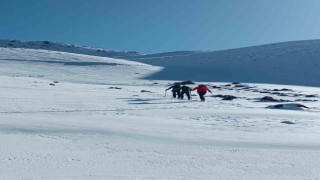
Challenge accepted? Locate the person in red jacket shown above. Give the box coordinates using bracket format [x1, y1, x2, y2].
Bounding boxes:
[192, 84, 212, 102]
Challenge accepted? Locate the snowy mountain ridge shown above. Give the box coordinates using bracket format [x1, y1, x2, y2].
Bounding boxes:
[1, 39, 320, 86]
[0, 39, 145, 58]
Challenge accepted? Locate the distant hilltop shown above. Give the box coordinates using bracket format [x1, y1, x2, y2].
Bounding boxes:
[0, 39, 145, 58]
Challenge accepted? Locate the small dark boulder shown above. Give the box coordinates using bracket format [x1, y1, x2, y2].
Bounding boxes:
[281, 88, 293, 91]
[305, 94, 318, 98]
[267, 103, 309, 110]
[260, 96, 279, 102]
[260, 91, 270, 94]
[295, 99, 318, 102]
[211, 85, 221, 89]
[141, 90, 153, 93]
[108, 87, 122, 90]
[222, 95, 237, 101]
[281, 121, 296, 125]
[278, 93, 289, 97]
[234, 84, 250, 88]
[212, 94, 225, 98]
[212, 94, 237, 100]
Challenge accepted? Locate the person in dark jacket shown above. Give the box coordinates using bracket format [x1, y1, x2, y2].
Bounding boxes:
[192, 84, 212, 102]
[166, 83, 181, 98]
[179, 85, 192, 100]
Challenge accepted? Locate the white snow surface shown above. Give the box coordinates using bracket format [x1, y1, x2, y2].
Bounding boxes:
[1, 46, 320, 180]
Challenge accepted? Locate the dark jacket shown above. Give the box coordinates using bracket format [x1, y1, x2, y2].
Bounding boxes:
[180, 85, 192, 93]
[166, 84, 181, 92]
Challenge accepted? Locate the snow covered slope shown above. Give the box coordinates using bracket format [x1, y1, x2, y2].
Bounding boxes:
[0, 47, 162, 85]
[0, 40, 144, 58]
[128, 40, 320, 87]
[2, 39, 320, 86]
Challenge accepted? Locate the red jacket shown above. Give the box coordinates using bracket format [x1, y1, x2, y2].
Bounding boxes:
[193, 85, 212, 93]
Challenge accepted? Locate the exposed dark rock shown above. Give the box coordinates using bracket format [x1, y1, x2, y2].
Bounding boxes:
[273, 104, 283, 108]
[222, 95, 237, 100]
[234, 84, 250, 88]
[281, 121, 296, 125]
[108, 87, 122, 89]
[231, 82, 241, 84]
[212, 94, 237, 100]
[178, 80, 195, 85]
[212, 94, 225, 98]
[261, 96, 279, 102]
[295, 99, 318, 102]
[211, 85, 221, 89]
[270, 88, 291, 91]
[270, 92, 280, 95]
[267, 103, 309, 110]
[49, 83, 55, 86]
[141, 90, 153, 93]
[305, 94, 318, 98]
[281, 88, 293, 91]
[260, 96, 289, 102]
[296, 104, 309, 108]
[278, 93, 289, 97]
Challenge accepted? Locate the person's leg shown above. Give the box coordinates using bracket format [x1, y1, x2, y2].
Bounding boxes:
[186, 91, 191, 100]
[173, 91, 177, 98]
[199, 92, 207, 101]
[180, 92, 185, 99]
[177, 91, 181, 99]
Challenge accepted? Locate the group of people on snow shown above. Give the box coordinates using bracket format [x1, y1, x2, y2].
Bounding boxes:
[165, 83, 212, 102]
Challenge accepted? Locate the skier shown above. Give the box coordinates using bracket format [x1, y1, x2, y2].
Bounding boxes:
[165, 83, 181, 98]
[179, 85, 192, 100]
[192, 84, 212, 102]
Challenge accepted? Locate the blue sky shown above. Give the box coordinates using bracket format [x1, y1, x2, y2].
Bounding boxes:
[1, 0, 320, 53]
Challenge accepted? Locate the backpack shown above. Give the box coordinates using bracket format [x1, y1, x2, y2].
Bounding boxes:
[197, 84, 207, 92]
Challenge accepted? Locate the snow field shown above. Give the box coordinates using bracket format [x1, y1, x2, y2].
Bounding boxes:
[1, 46, 320, 179]
[0, 75, 320, 180]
